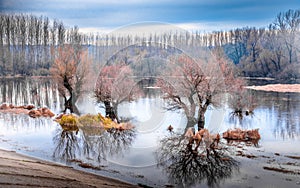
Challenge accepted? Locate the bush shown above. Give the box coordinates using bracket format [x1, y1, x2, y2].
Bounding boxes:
[78, 114, 102, 126]
[58, 114, 79, 131]
[77, 113, 130, 134]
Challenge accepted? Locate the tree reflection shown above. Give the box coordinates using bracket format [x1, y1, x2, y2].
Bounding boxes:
[157, 133, 239, 187]
[81, 127, 136, 162]
[53, 129, 80, 160]
[52, 126, 135, 163]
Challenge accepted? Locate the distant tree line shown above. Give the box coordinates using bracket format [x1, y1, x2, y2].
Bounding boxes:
[0, 14, 82, 76]
[0, 9, 299, 79]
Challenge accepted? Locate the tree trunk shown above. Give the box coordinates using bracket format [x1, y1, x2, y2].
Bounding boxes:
[184, 117, 197, 133]
[104, 101, 118, 122]
[63, 96, 76, 114]
[112, 105, 120, 123]
[61, 75, 80, 114]
[63, 97, 72, 113]
[197, 109, 205, 131]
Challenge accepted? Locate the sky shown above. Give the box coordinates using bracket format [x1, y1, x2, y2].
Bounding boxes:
[1, 0, 300, 33]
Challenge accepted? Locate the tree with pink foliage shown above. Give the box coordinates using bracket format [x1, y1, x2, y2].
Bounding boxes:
[95, 64, 140, 122]
[158, 49, 245, 130]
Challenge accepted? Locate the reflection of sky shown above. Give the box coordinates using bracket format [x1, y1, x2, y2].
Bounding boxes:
[0, 90, 300, 185]
[103, 97, 185, 167]
[0, 114, 57, 159]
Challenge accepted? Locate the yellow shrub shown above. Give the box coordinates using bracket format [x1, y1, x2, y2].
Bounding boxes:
[78, 114, 102, 126]
[59, 114, 79, 131]
[98, 114, 118, 129]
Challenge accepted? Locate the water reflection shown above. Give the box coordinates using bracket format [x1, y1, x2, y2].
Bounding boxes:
[226, 139, 260, 148]
[53, 126, 136, 163]
[0, 113, 55, 154]
[81, 127, 136, 162]
[227, 90, 300, 140]
[0, 77, 61, 113]
[268, 92, 300, 139]
[156, 133, 239, 187]
[0, 112, 54, 132]
[0, 77, 300, 187]
[1, 77, 299, 141]
[53, 130, 80, 160]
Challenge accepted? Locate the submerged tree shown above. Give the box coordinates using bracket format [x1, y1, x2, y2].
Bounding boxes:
[158, 50, 244, 130]
[94, 64, 141, 122]
[50, 44, 91, 114]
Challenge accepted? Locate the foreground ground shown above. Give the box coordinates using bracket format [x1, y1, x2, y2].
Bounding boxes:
[0, 149, 137, 188]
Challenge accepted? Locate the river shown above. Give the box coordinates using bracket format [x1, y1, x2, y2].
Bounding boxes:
[0, 77, 299, 187]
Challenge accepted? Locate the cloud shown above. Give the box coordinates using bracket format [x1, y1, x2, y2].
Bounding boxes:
[176, 20, 270, 32]
[78, 22, 187, 36]
[1, 0, 300, 31]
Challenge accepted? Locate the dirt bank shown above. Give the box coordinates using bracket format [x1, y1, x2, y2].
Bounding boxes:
[0, 149, 137, 188]
[245, 84, 300, 93]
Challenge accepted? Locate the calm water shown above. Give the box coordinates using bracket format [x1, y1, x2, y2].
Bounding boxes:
[0, 78, 299, 187]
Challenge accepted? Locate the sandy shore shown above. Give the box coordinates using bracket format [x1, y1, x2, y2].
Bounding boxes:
[0, 149, 137, 188]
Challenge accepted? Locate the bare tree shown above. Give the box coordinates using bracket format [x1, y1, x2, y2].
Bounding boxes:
[273, 9, 300, 64]
[94, 64, 140, 122]
[158, 51, 244, 130]
[50, 44, 91, 114]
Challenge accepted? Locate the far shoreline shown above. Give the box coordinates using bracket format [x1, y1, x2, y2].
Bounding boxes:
[245, 84, 300, 93]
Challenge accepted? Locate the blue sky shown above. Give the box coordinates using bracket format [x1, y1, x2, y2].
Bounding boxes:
[1, 0, 300, 33]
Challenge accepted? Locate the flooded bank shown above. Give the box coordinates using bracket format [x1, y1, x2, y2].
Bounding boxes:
[0, 78, 299, 187]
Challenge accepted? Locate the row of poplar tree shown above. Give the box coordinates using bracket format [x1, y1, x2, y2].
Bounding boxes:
[0, 9, 299, 79]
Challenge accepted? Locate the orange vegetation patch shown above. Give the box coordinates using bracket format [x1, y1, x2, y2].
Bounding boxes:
[184, 128, 220, 148]
[223, 128, 260, 141]
[0, 103, 55, 118]
[245, 84, 300, 93]
[28, 108, 55, 118]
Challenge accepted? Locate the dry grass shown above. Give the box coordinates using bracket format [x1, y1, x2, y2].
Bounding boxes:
[245, 84, 300, 93]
